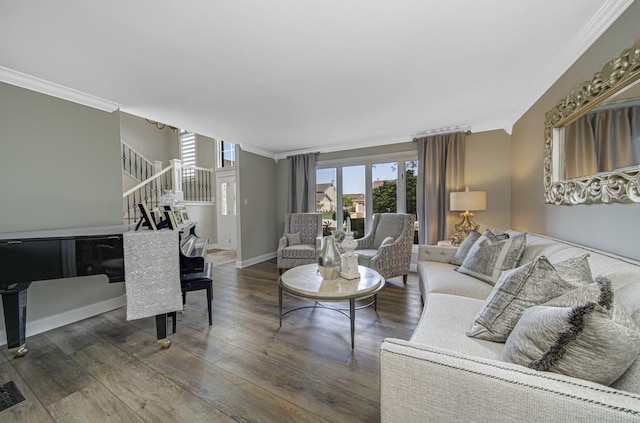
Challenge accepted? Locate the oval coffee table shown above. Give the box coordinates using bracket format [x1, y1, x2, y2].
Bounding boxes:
[278, 264, 385, 349]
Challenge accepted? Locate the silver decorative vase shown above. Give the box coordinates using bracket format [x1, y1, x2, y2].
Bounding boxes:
[318, 235, 342, 280]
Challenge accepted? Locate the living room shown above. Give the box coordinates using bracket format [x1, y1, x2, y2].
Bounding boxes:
[1, 1, 640, 421]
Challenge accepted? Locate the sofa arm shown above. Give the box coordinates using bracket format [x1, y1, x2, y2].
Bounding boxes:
[380, 339, 640, 423]
[417, 245, 457, 263]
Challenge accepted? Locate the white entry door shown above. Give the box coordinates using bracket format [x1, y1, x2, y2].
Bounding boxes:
[217, 174, 237, 249]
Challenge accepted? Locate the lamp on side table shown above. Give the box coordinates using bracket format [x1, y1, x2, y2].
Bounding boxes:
[450, 187, 486, 245]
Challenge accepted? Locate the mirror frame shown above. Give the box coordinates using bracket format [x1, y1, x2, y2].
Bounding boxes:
[544, 36, 640, 205]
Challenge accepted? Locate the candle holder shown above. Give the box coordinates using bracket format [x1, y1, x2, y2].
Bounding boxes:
[340, 231, 360, 279]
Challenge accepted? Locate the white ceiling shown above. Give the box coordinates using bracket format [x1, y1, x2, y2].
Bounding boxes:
[0, 1, 633, 158]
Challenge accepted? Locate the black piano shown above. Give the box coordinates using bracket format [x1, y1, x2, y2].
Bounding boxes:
[0, 223, 211, 356]
[152, 222, 212, 342]
[0, 226, 127, 357]
[177, 223, 213, 326]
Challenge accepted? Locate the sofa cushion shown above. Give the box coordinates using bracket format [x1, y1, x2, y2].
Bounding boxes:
[457, 230, 526, 285]
[467, 253, 593, 342]
[418, 261, 493, 301]
[450, 230, 481, 265]
[411, 293, 504, 360]
[502, 293, 640, 386]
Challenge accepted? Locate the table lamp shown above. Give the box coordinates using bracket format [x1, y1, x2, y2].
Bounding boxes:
[449, 187, 486, 245]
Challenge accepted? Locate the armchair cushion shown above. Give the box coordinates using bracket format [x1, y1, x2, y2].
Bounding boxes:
[380, 236, 395, 247]
[372, 217, 406, 248]
[281, 244, 316, 259]
[285, 232, 301, 245]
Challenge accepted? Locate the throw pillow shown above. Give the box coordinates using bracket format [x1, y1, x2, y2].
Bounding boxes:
[286, 232, 301, 245]
[544, 275, 612, 309]
[380, 236, 395, 247]
[467, 254, 593, 342]
[450, 230, 481, 266]
[502, 282, 640, 386]
[457, 230, 526, 285]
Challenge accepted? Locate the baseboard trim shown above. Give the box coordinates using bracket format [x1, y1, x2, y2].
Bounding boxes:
[238, 251, 276, 268]
[0, 295, 126, 347]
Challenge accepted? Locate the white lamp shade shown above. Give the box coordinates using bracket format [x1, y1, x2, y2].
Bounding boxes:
[450, 190, 486, 211]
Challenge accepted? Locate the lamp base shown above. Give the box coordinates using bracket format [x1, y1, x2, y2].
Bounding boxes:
[450, 211, 480, 245]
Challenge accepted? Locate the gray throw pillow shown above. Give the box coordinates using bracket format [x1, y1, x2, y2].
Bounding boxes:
[286, 232, 301, 245]
[467, 253, 593, 342]
[503, 279, 640, 386]
[457, 230, 526, 285]
[450, 230, 481, 266]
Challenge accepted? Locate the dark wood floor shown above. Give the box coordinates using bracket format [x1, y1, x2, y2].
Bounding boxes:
[0, 259, 422, 422]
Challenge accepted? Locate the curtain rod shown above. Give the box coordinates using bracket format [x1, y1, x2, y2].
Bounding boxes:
[411, 125, 472, 140]
[286, 152, 320, 160]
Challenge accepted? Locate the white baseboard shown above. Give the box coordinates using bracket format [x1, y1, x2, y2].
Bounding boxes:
[0, 295, 126, 347]
[237, 251, 276, 268]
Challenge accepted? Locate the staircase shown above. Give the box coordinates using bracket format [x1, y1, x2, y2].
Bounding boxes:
[121, 141, 213, 224]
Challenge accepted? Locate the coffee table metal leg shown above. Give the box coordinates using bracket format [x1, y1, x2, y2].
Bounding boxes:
[350, 298, 355, 349]
[279, 286, 283, 327]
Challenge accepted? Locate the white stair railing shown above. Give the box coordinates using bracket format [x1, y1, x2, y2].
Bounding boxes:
[123, 159, 214, 224]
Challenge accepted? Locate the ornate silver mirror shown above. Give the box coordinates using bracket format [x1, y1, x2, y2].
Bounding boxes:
[544, 36, 640, 204]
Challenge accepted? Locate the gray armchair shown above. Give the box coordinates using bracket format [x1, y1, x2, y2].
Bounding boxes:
[355, 213, 415, 283]
[277, 213, 323, 274]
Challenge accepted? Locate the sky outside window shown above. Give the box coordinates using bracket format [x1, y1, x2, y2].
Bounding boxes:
[318, 165, 398, 194]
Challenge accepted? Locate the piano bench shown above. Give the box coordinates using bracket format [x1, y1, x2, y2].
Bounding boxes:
[179, 261, 214, 326]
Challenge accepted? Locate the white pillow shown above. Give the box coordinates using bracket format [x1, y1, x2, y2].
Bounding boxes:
[285, 232, 301, 245]
[380, 236, 394, 247]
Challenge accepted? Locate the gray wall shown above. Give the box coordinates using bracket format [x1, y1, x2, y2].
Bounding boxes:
[0, 82, 123, 232]
[511, 1, 640, 260]
[237, 147, 278, 264]
[119, 111, 176, 165]
[275, 158, 290, 239]
[465, 130, 511, 233]
[0, 82, 125, 343]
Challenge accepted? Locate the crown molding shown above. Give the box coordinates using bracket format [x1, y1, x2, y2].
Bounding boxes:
[237, 143, 278, 160]
[0, 66, 120, 112]
[505, 0, 633, 129]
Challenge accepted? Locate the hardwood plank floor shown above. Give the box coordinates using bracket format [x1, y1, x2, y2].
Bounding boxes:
[0, 259, 422, 422]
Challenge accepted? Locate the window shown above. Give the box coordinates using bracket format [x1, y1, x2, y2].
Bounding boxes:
[343, 165, 366, 236]
[218, 140, 235, 168]
[372, 162, 398, 213]
[316, 153, 418, 242]
[316, 168, 337, 234]
[180, 129, 196, 169]
[405, 160, 419, 243]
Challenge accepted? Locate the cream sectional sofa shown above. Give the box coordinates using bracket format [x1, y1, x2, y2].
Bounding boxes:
[380, 230, 640, 422]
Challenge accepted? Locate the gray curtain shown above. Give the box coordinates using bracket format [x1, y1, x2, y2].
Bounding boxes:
[564, 105, 640, 179]
[288, 153, 317, 213]
[417, 132, 465, 245]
